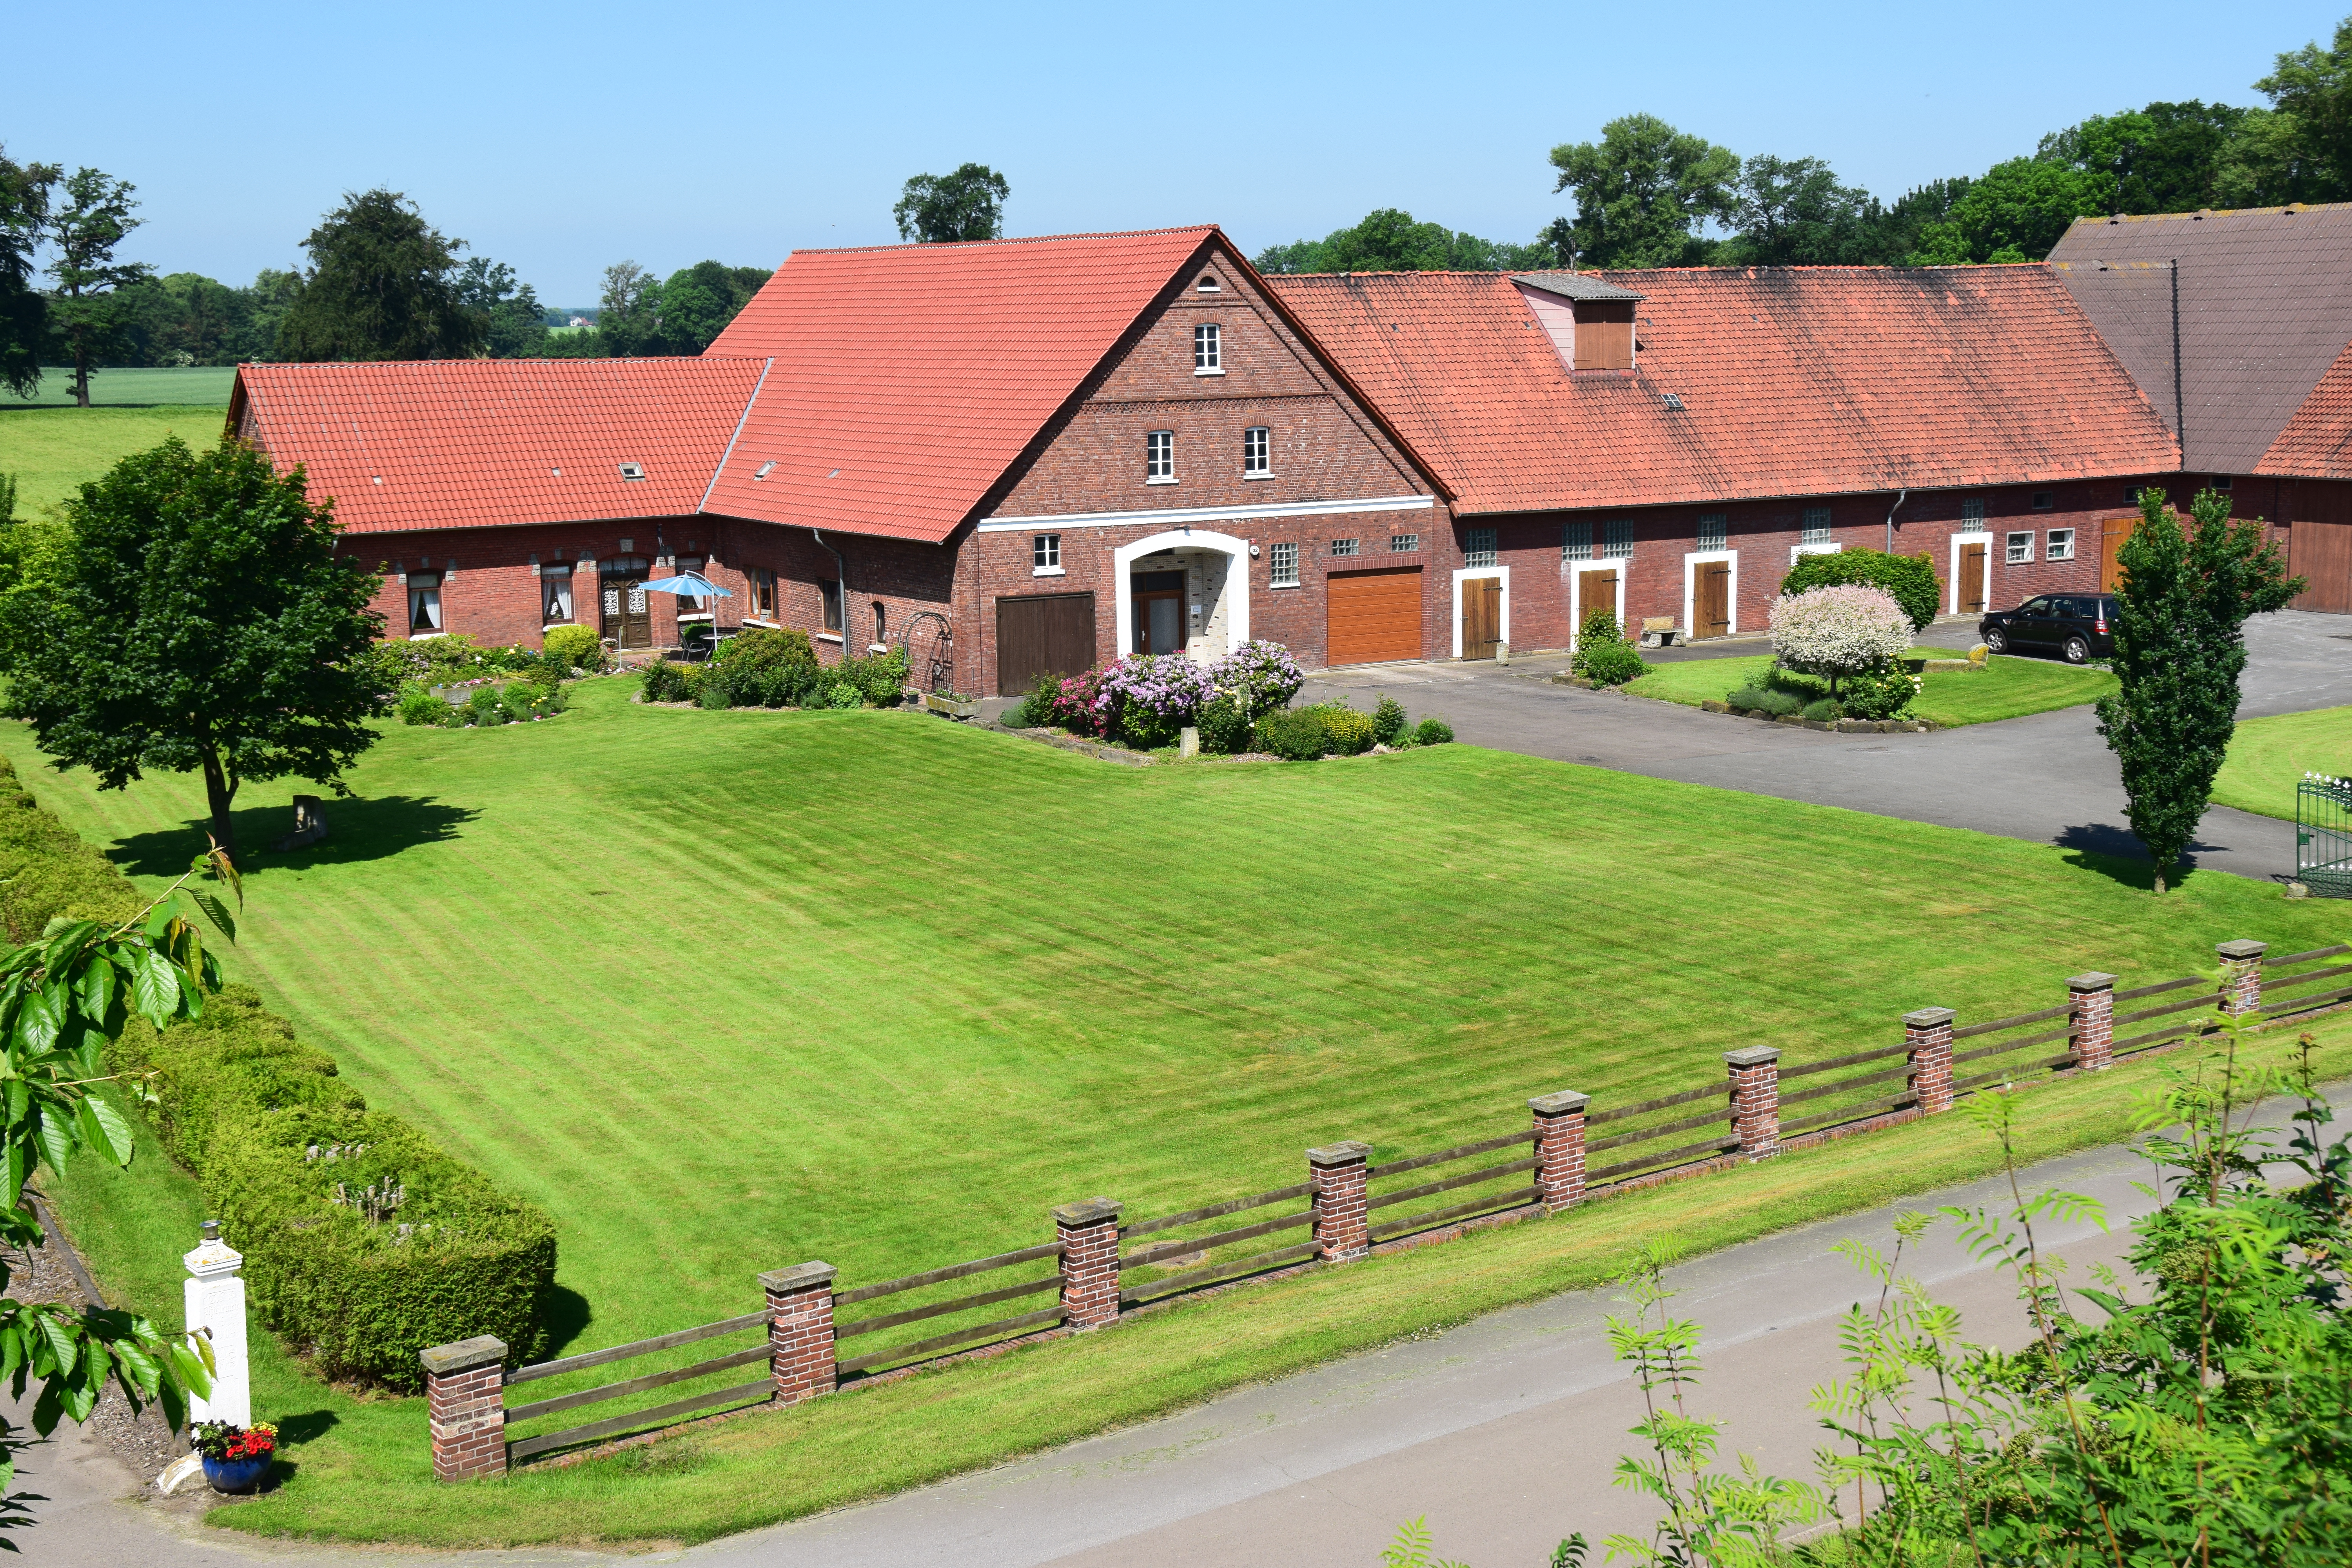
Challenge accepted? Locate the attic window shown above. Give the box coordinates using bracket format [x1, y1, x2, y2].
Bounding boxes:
[618, 462, 648, 481]
[1196, 274, 1221, 292]
[1661, 393, 1685, 411]
[755, 461, 776, 480]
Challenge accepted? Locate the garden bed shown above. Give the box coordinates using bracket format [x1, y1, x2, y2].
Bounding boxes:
[1620, 650, 2114, 729]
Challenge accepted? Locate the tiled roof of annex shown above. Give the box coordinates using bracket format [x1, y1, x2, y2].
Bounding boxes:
[229, 357, 769, 535]
[1263, 265, 2178, 516]
[2259, 336, 2352, 477]
[702, 225, 1221, 543]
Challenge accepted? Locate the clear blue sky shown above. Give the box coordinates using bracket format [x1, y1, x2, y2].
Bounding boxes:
[10, 1, 2343, 305]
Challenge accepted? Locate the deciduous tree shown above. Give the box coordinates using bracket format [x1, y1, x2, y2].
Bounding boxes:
[2096, 486, 2301, 892]
[274, 189, 480, 362]
[454, 257, 548, 358]
[44, 168, 152, 407]
[1721, 154, 1880, 265]
[893, 163, 1010, 244]
[2256, 15, 2352, 201]
[0, 146, 57, 400]
[1546, 115, 1739, 269]
[1906, 155, 2111, 263]
[0, 437, 388, 862]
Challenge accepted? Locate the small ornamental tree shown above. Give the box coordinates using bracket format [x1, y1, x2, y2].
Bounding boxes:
[1768, 584, 1909, 695]
[2096, 486, 2301, 893]
[0, 437, 389, 863]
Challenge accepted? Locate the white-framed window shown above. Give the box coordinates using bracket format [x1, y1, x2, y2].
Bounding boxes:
[1390, 534, 1420, 553]
[1603, 518, 1633, 559]
[1800, 507, 1832, 546]
[1563, 521, 1592, 561]
[2032, 490, 2054, 510]
[407, 571, 443, 636]
[1194, 323, 1221, 373]
[2006, 530, 2034, 564]
[1146, 430, 1174, 482]
[1196, 273, 1221, 293]
[1269, 542, 1299, 587]
[539, 563, 573, 623]
[2046, 528, 2076, 562]
[1329, 537, 1359, 557]
[1466, 528, 1498, 568]
[1962, 497, 1986, 529]
[1243, 426, 1270, 476]
[1033, 533, 1061, 571]
[1697, 513, 1728, 551]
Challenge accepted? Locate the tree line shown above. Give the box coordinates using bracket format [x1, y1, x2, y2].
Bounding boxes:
[1258, 14, 2352, 274]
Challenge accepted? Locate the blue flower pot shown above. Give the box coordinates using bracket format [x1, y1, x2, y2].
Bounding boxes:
[201, 1452, 272, 1494]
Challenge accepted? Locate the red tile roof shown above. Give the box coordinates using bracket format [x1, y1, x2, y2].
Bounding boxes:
[230, 358, 768, 535]
[2259, 336, 2352, 477]
[1265, 267, 2177, 515]
[702, 226, 1220, 542]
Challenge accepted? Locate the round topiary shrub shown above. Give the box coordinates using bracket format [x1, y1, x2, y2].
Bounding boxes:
[1769, 585, 1910, 693]
[542, 623, 607, 672]
[1414, 717, 1453, 745]
[1254, 707, 1328, 760]
[1778, 548, 1939, 633]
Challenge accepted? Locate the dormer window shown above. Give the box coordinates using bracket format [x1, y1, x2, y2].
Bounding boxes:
[1194, 323, 1222, 374]
[618, 462, 647, 481]
[1511, 273, 1642, 373]
[1196, 274, 1221, 293]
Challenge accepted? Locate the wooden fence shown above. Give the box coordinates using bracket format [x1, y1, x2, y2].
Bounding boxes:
[421, 936, 2348, 1478]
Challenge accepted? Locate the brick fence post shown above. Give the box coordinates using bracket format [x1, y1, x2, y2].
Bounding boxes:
[1724, 1047, 1781, 1159]
[1308, 1142, 1372, 1261]
[2069, 971, 2116, 1071]
[761, 1261, 837, 1404]
[420, 1335, 507, 1482]
[1528, 1091, 1589, 1210]
[2216, 939, 2267, 1017]
[1054, 1198, 1122, 1329]
[1903, 1007, 1956, 1116]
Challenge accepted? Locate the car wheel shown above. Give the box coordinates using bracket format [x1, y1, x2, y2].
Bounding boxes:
[2063, 635, 2090, 665]
[1983, 628, 2007, 655]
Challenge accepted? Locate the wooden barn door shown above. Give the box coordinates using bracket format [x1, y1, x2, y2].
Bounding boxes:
[1459, 576, 1502, 660]
[1328, 566, 1423, 664]
[995, 592, 1096, 695]
[1577, 567, 1619, 638]
[2289, 519, 2352, 613]
[2099, 517, 2138, 593]
[1959, 542, 1988, 613]
[1694, 561, 1731, 639]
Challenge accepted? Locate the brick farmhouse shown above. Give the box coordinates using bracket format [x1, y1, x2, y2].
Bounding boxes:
[229, 223, 2215, 693]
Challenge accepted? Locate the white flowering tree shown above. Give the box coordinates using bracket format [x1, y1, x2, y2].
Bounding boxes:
[1769, 585, 1909, 694]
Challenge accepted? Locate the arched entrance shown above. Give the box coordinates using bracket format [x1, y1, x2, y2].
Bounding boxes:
[1111, 530, 1252, 662]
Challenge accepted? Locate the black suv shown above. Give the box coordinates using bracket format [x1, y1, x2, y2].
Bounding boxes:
[1978, 594, 2117, 664]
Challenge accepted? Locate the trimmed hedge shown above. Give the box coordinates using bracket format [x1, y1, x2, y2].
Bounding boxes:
[1779, 548, 1940, 633]
[0, 759, 556, 1388]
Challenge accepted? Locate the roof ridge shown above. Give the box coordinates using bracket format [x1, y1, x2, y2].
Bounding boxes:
[786, 223, 1220, 257]
[2066, 201, 2352, 224]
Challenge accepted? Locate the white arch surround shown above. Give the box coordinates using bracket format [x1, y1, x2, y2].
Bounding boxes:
[1112, 528, 1252, 661]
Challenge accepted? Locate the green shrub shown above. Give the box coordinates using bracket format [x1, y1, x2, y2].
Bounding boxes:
[1779, 548, 1940, 632]
[828, 682, 862, 710]
[1724, 686, 1764, 712]
[1571, 606, 1648, 687]
[697, 674, 731, 710]
[1321, 706, 1377, 755]
[396, 685, 454, 727]
[463, 685, 505, 726]
[1752, 688, 1804, 717]
[541, 624, 606, 671]
[1802, 697, 1840, 722]
[836, 646, 911, 706]
[640, 662, 689, 703]
[1414, 717, 1453, 745]
[1372, 695, 1409, 745]
[1838, 659, 1921, 720]
[714, 626, 817, 679]
[1198, 692, 1251, 754]
[0, 757, 140, 942]
[515, 680, 567, 718]
[999, 697, 1032, 727]
[1253, 706, 1329, 760]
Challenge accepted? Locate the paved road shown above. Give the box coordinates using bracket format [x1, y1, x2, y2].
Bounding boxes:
[30, 1088, 2345, 1567]
[1303, 610, 2352, 886]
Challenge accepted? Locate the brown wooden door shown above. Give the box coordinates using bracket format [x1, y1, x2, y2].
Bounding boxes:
[1694, 561, 1731, 639]
[1457, 575, 1502, 660]
[995, 592, 1096, 695]
[2099, 517, 2138, 593]
[1959, 543, 1988, 613]
[1577, 568, 1619, 638]
[1327, 566, 1423, 664]
[601, 573, 652, 649]
[2289, 519, 2352, 613]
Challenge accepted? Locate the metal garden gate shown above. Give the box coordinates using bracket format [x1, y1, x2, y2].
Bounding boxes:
[2297, 775, 2352, 897]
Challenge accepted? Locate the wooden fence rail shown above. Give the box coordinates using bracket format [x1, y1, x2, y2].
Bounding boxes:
[419, 933, 2346, 1481]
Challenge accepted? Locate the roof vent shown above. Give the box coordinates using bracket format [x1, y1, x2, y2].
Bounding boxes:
[550, 467, 561, 477]
[754, 460, 776, 480]
[1662, 393, 1685, 411]
[618, 462, 647, 481]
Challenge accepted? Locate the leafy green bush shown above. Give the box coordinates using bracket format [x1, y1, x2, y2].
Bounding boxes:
[1801, 697, 1840, 722]
[1779, 548, 1940, 633]
[1321, 706, 1377, 755]
[1837, 659, 1920, 720]
[0, 757, 140, 942]
[396, 685, 454, 727]
[714, 626, 817, 678]
[1570, 607, 1648, 687]
[1372, 695, 1409, 745]
[640, 662, 690, 703]
[541, 624, 607, 672]
[1198, 693, 1251, 754]
[697, 675, 731, 710]
[1414, 717, 1453, 745]
[835, 647, 910, 706]
[1724, 686, 1764, 712]
[1751, 688, 1804, 717]
[999, 696, 1031, 727]
[828, 682, 862, 710]
[1253, 706, 1329, 760]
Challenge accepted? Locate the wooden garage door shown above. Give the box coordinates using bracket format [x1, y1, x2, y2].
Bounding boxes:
[995, 592, 1095, 696]
[2290, 519, 2352, 613]
[1327, 566, 1423, 665]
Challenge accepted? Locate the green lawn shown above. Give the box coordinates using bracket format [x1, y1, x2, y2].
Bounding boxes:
[1624, 650, 2117, 728]
[2214, 704, 2352, 822]
[1, 365, 236, 407]
[15, 683, 2348, 1542]
[1, 405, 230, 515]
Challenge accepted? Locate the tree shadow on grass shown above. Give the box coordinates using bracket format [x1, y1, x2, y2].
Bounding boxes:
[539, 1284, 594, 1361]
[105, 796, 477, 880]
[2055, 823, 2213, 892]
[274, 1409, 339, 1446]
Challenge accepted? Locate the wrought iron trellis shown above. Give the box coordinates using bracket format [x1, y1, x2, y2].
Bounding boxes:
[2297, 774, 2352, 898]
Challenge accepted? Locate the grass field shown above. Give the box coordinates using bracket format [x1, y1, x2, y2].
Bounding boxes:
[1, 365, 237, 407]
[0, 405, 230, 515]
[2213, 704, 2352, 822]
[1624, 649, 2116, 728]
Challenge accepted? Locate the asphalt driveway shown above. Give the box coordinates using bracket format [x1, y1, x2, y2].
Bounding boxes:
[1304, 610, 2352, 886]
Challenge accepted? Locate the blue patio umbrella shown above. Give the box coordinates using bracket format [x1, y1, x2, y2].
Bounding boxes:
[641, 569, 733, 657]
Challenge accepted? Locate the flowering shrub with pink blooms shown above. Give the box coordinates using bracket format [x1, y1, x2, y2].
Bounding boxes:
[1038, 665, 1109, 736]
[1768, 585, 1911, 682]
[1031, 641, 1306, 750]
[1101, 654, 1221, 748]
[1208, 641, 1305, 718]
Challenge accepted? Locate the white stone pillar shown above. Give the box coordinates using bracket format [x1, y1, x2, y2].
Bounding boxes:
[183, 1220, 250, 1427]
